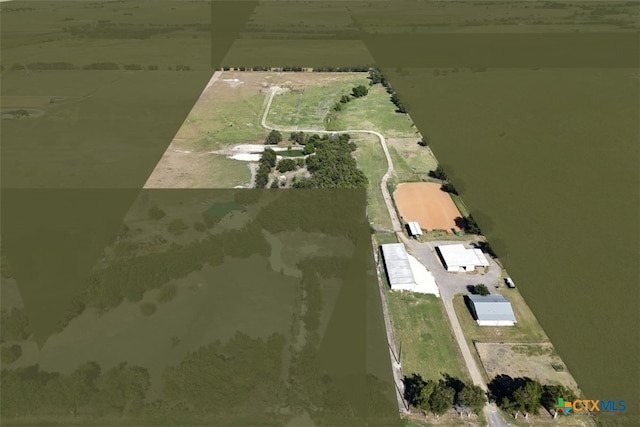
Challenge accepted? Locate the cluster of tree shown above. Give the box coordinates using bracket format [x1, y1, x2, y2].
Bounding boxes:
[489, 375, 577, 419]
[1, 307, 31, 342]
[351, 85, 369, 98]
[404, 373, 487, 417]
[1, 362, 150, 418]
[1, 344, 22, 364]
[68, 221, 270, 322]
[255, 148, 277, 188]
[163, 332, 286, 413]
[7, 63, 168, 72]
[276, 158, 298, 173]
[292, 134, 367, 189]
[473, 284, 490, 296]
[175, 64, 191, 71]
[368, 68, 408, 113]
[265, 129, 283, 145]
[441, 182, 458, 195]
[253, 187, 368, 241]
[22, 62, 76, 70]
[454, 215, 482, 235]
[0, 6, 36, 13]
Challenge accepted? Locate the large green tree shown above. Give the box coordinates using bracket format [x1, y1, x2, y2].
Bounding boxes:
[457, 384, 486, 415]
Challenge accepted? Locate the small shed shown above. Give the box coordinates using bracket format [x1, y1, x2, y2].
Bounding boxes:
[468, 295, 517, 326]
[406, 221, 423, 238]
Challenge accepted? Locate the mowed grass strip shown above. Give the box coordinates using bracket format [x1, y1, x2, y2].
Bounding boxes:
[450, 193, 470, 218]
[332, 84, 418, 137]
[353, 135, 393, 231]
[387, 292, 470, 382]
[267, 74, 368, 129]
[453, 288, 548, 344]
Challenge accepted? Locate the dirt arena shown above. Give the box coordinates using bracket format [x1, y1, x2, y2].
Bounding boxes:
[393, 182, 461, 231]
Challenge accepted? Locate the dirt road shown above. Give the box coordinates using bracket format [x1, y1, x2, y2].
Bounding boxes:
[261, 87, 402, 233]
[261, 84, 509, 426]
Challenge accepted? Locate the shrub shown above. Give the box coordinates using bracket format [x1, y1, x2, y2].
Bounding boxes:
[1, 344, 22, 364]
[276, 159, 297, 173]
[167, 219, 188, 235]
[351, 85, 368, 98]
[140, 303, 157, 316]
[474, 284, 490, 296]
[265, 130, 282, 145]
[148, 206, 166, 220]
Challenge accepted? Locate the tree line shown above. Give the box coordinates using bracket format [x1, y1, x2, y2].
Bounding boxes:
[6, 62, 189, 71]
[404, 373, 486, 417]
[489, 375, 578, 419]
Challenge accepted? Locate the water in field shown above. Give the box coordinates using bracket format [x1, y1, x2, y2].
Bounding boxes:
[392, 68, 639, 424]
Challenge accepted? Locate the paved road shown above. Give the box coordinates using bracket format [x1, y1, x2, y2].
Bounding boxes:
[261, 87, 402, 233]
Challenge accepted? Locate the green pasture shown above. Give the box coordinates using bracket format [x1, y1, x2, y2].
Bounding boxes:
[387, 292, 469, 383]
[266, 74, 368, 129]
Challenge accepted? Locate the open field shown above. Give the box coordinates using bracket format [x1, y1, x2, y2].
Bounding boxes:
[476, 342, 580, 391]
[393, 182, 462, 232]
[266, 73, 368, 129]
[331, 84, 418, 138]
[386, 137, 439, 182]
[353, 134, 393, 231]
[386, 292, 469, 383]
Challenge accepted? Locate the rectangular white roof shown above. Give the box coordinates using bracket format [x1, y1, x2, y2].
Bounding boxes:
[407, 221, 422, 236]
[468, 295, 516, 322]
[381, 243, 416, 287]
[437, 244, 490, 268]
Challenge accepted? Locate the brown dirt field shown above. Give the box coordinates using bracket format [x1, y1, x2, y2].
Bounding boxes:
[393, 182, 462, 231]
[476, 342, 580, 391]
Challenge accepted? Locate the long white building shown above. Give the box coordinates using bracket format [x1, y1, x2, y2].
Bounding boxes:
[380, 243, 416, 291]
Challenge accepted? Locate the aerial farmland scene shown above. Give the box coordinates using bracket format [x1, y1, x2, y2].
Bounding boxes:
[1, 1, 638, 427]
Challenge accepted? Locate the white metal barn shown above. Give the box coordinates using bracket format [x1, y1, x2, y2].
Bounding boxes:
[435, 244, 490, 272]
[380, 243, 416, 291]
[406, 221, 423, 238]
[468, 295, 517, 326]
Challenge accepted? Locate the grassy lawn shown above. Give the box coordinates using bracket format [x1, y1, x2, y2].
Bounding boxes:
[353, 135, 393, 231]
[374, 232, 398, 245]
[449, 194, 470, 218]
[267, 75, 368, 129]
[453, 288, 548, 344]
[387, 292, 470, 383]
[387, 138, 439, 182]
[332, 84, 418, 138]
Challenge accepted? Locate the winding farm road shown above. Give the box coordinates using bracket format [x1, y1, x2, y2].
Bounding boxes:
[260, 84, 510, 426]
[261, 87, 402, 233]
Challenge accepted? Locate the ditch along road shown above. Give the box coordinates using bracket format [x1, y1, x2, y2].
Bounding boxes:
[261, 85, 509, 426]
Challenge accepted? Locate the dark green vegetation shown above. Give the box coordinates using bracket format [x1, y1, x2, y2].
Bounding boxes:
[276, 158, 297, 173]
[404, 373, 486, 417]
[1, 308, 31, 342]
[1, 344, 23, 365]
[293, 133, 368, 189]
[473, 284, 490, 296]
[265, 129, 283, 145]
[1, 189, 400, 426]
[488, 376, 577, 420]
[254, 148, 277, 188]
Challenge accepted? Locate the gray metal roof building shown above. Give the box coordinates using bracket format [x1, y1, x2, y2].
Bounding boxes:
[468, 295, 517, 326]
[380, 243, 416, 291]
